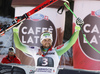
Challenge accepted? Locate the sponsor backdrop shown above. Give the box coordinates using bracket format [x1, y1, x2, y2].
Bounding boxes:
[14, 7, 65, 66]
[73, 1, 100, 70]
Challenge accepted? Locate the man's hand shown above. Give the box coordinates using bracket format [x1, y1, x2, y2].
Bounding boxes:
[76, 17, 84, 26]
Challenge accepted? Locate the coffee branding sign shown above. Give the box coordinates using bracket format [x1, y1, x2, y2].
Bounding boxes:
[79, 9, 100, 60]
[19, 14, 57, 47]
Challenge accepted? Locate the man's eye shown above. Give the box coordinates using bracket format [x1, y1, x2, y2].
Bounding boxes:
[48, 39, 51, 41]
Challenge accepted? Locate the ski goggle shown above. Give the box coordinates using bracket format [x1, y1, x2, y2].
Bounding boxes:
[9, 48, 14, 52]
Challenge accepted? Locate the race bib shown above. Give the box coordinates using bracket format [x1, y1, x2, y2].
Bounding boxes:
[37, 57, 54, 67]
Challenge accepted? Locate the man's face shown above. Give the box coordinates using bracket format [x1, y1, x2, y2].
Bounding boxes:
[8, 52, 14, 56]
[41, 38, 52, 48]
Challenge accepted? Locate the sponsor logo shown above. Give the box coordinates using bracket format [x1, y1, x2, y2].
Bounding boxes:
[29, 70, 35, 74]
[79, 13, 100, 60]
[19, 14, 57, 47]
[28, 14, 48, 21]
[43, 33, 50, 36]
[42, 52, 55, 55]
[47, 52, 55, 55]
[91, 9, 100, 17]
[36, 68, 53, 73]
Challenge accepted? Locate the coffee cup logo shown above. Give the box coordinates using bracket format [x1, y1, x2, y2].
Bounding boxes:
[19, 14, 56, 47]
[79, 11, 100, 60]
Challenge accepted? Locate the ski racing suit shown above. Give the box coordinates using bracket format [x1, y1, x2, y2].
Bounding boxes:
[13, 25, 80, 74]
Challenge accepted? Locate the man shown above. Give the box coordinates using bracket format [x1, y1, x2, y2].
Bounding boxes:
[13, 17, 84, 74]
[1, 47, 21, 64]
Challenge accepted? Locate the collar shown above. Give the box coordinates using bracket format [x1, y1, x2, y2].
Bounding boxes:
[41, 46, 52, 57]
